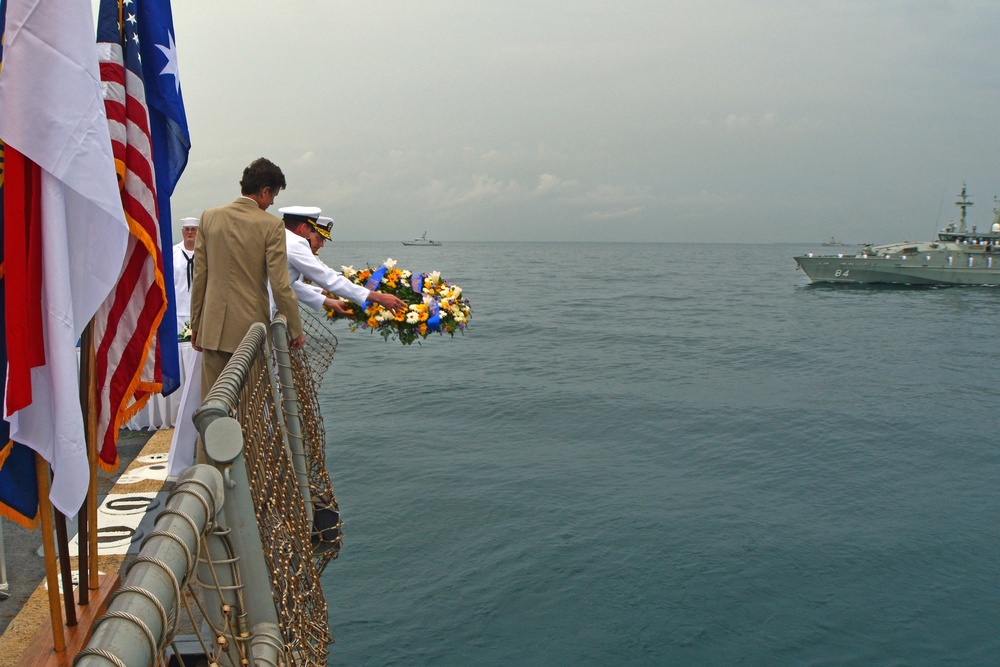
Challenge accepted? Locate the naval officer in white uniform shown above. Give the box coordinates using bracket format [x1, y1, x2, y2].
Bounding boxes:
[278, 205, 406, 314]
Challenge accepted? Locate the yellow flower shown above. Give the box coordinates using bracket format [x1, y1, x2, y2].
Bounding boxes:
[367, 316, 379, 327]
[419, 323, 427, 335]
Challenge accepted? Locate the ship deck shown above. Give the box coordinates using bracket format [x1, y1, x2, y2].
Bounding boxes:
[0, 427, 173, 667]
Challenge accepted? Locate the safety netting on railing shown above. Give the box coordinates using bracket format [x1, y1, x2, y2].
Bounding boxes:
[78, 318, 334, 667]
[236, 332, 332, 664]
[294, 308, 345, 572]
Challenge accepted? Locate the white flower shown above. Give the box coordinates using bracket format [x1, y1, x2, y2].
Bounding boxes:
[405, 311, 421, 324]
[341, 265, 355, 276]
[383, 258, 397, 269]
[401, 270, 412, 280]
[427, 270, 441, 285]
[450, 285, 462, 299]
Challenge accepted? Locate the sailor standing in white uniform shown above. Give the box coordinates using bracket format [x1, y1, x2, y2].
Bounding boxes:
[278, 205, 406, 314]
[172, 216, 199, 330]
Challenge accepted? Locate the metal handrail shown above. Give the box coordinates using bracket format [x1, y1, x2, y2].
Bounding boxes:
[192, 321, 269, 433]
[74, 466, 224, 667]
[270, 316, 314, 523]
[79, 322, 279, 666]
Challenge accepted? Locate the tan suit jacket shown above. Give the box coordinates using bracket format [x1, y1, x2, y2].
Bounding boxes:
[190, 197, 303, 352]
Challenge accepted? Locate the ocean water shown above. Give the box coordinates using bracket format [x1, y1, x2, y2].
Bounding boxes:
[312, 242, 1000, 666]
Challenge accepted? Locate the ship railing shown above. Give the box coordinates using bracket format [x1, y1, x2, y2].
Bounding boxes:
[76, 313, 336, 666]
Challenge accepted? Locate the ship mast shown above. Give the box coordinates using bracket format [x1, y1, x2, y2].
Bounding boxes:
[956, 182, 973, 232]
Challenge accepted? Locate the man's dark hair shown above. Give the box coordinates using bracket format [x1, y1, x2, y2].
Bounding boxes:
[240, 157, 286, 195]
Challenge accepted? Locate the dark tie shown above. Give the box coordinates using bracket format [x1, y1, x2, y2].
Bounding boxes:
[182, 250, 194, 290]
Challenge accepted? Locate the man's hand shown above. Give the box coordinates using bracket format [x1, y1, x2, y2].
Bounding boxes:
[323, 298, 354, 318]
[370, 290, 407, 314]
[191, 330, 202, 352]
[290, 333, 306, 349]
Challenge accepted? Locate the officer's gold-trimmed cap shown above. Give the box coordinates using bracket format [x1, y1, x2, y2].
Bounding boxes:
[313, 215, 334, 240]
[278, 205, 321, 225]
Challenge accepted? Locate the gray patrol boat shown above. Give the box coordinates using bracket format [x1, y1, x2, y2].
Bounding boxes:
[795, 185, 1000, 285]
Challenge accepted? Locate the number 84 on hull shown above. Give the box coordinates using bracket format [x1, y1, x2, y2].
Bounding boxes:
[795, 248, 1000, 286]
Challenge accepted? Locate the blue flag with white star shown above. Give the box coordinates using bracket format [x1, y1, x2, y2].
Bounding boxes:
[137, 0, 191, 395]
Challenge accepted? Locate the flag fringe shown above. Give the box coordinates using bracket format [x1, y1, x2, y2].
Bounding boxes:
[0, 501, 39, 529]
[98, 453, 118, 473]
[0, 440, 40, 528]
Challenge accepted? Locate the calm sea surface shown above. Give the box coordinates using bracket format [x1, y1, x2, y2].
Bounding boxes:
[312, 242, 1000, 666]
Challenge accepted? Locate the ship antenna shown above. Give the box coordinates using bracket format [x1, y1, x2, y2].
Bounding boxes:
[956, 182, 973, 232]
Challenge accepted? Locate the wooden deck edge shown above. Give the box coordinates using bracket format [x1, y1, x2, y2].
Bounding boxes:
[14, 573, 120, 667]
[0, 429, 175, 667]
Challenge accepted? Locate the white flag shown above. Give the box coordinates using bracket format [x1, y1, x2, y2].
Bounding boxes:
[0, 0, 129, 515]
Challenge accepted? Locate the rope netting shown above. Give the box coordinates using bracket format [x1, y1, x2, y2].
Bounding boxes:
[82, 315, 346, 666]
[294, 307, 343, 572]
[237, 339, 331, 664]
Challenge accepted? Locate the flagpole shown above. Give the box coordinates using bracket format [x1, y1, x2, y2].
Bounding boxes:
[77, 496, 89, 606]
[35, 454, 66, 652]
[78, 323, 92, 604]
[53, 511, 78, 626]
[79, 321, 100, 593]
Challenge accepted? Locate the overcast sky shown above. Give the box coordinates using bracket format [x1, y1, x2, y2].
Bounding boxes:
[149, 1, 1000, 243]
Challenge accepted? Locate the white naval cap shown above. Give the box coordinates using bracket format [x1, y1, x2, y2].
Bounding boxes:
[180, 216, 199, 227]
[278, 205, 321, 223]
[314, 216, 334, 240]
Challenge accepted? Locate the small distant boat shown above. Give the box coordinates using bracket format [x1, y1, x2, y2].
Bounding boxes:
[822, 236, 847, 247]
[402, 231, 441, 246]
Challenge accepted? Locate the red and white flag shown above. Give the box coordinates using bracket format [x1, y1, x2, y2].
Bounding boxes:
[0, 0, 129, 515]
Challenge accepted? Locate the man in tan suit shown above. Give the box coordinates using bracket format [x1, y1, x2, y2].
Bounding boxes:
[190, 157, 305, 397]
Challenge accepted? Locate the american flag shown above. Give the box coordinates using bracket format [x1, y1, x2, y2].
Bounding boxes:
[94, 0, 176, 468]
